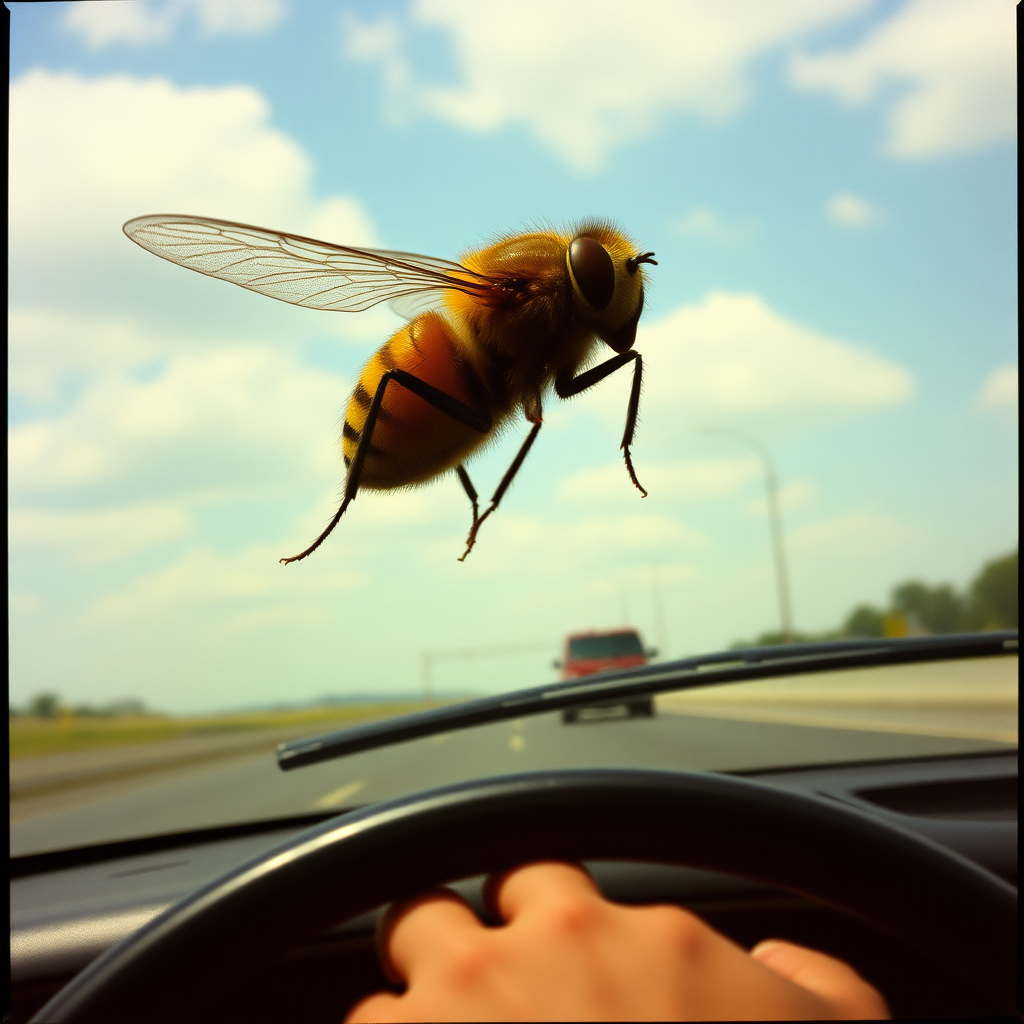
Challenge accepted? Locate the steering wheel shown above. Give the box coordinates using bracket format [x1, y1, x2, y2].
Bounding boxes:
[32, 769, 1017, 1022]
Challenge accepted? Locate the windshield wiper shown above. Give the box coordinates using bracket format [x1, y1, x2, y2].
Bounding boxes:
[276, 632, 1017, 771]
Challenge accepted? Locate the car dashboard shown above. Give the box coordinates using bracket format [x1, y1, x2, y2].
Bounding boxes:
[10, 747, 1016, 1023]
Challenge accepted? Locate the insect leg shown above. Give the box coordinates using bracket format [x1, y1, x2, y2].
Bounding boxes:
[459, 397, 543, 562]
[555, 351, 647, 497]
[456, 465, 480, 528]
[281, 370, 491, 564]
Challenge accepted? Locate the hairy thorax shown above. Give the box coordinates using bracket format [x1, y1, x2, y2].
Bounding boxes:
[446, 232, 598, 411]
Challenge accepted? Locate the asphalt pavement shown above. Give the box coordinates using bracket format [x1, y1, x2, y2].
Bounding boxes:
[10, 723, 358, 801]
[10, 707, 1012, 857]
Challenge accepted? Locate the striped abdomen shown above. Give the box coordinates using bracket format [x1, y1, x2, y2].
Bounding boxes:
[342, 312, 491, 490]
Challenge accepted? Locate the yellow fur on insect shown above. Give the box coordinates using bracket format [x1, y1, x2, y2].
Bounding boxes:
[118, 211, 654, 563]
[340, 222, 650, 494]
[446, 222, 645, 387]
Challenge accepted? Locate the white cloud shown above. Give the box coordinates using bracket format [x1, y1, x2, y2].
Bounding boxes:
[344, 0, 869, 172]
[88, 542, 366, 621]
[586, 292, 913, 435]
[341, 11, 412, 107]
[62, 0, 284, 48]
[673, 206, 760, 244]
[826, 192, 880, 227]
[9, 300, 399, 409]
[8, 346, 348, 501]
[63, 1, 176, 46]
[9, 70, 376, 274]
[977, 365, 1017, 413]
[560, 458, 761, 505]
[8, 308, 163, 404]
[191, 0, 284, 37]
[454, 512, 708, 577]
[281, 479, 470, 565]
[9, 503, 193, 563]
[790, 0, 1016, 159]
[8, 72, 386, 418]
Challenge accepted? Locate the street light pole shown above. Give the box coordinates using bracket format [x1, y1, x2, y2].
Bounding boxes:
[650, 564, 668, 659]
[760, 446, 794, 643]
[697, 427, 794, 642]
[421, 651, 433, 705]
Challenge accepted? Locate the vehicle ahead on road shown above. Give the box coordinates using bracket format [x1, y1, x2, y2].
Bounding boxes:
[10, 633, 1018, 1023]
[555, 628, 658, 722]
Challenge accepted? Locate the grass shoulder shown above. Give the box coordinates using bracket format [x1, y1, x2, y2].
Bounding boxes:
[10, 703, 427, 760]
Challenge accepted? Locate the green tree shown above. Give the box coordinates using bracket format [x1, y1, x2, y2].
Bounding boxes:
[966, 549, 1018, 629]
[890, 582, 966, 634]
[731, 629, 827, 648]
[842, 605, 886, 638]
[29, 692, 62, 718]
[734, 547, 1018, 648]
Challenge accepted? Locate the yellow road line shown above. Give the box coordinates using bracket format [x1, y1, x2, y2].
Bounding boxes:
[312, 781, 365, 809]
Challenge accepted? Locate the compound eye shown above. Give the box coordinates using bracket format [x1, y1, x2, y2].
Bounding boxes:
[568, 236, 615, 311]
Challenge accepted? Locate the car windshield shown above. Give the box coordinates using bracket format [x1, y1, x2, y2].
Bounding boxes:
[569, 634, 645, 659]
[10, 644, 1018, 856]
[8, 2, 1018, 860]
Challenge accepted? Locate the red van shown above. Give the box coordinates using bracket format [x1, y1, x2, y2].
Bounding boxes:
[555, 628, 657, 722]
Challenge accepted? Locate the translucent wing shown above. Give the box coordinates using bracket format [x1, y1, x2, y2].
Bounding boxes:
[388, 290, 450, 319]
[123, 214, 495, 314]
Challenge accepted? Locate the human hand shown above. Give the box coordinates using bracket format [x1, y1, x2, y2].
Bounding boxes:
[346, 861, 889, 1022]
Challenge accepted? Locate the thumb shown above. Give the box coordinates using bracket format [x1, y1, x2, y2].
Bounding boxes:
[751, 939, 890, 1020]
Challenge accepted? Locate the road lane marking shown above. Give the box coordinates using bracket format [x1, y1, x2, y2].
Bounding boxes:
[508, 734, 526, 752]
[312, 781, 365, 809]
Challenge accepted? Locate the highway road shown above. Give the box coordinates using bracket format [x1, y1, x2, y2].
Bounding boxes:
[10, 704, 1013, 857]
[9, 722, 362, 801]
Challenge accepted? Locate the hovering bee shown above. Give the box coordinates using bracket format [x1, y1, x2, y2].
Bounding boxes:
[123, 216, 657, 562]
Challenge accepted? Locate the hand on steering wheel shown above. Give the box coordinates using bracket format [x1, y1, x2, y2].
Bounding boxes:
[348, 862, 889, 1022]
[33, 770, 1013, 1023]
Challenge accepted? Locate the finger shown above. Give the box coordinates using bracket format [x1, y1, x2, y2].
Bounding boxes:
[379, 889, 484, 986]
[344, 991, 403, 1023]
[752, 939, 890, 1019]
[487, 861, 599, 923]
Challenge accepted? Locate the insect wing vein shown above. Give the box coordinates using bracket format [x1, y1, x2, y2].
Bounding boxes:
[123, 214, 493, 314]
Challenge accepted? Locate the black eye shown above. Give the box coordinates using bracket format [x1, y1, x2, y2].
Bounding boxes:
[568, 236, 615, 311]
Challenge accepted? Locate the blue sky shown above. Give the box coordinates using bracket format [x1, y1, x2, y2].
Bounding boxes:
[8, 0, 1017, 712]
